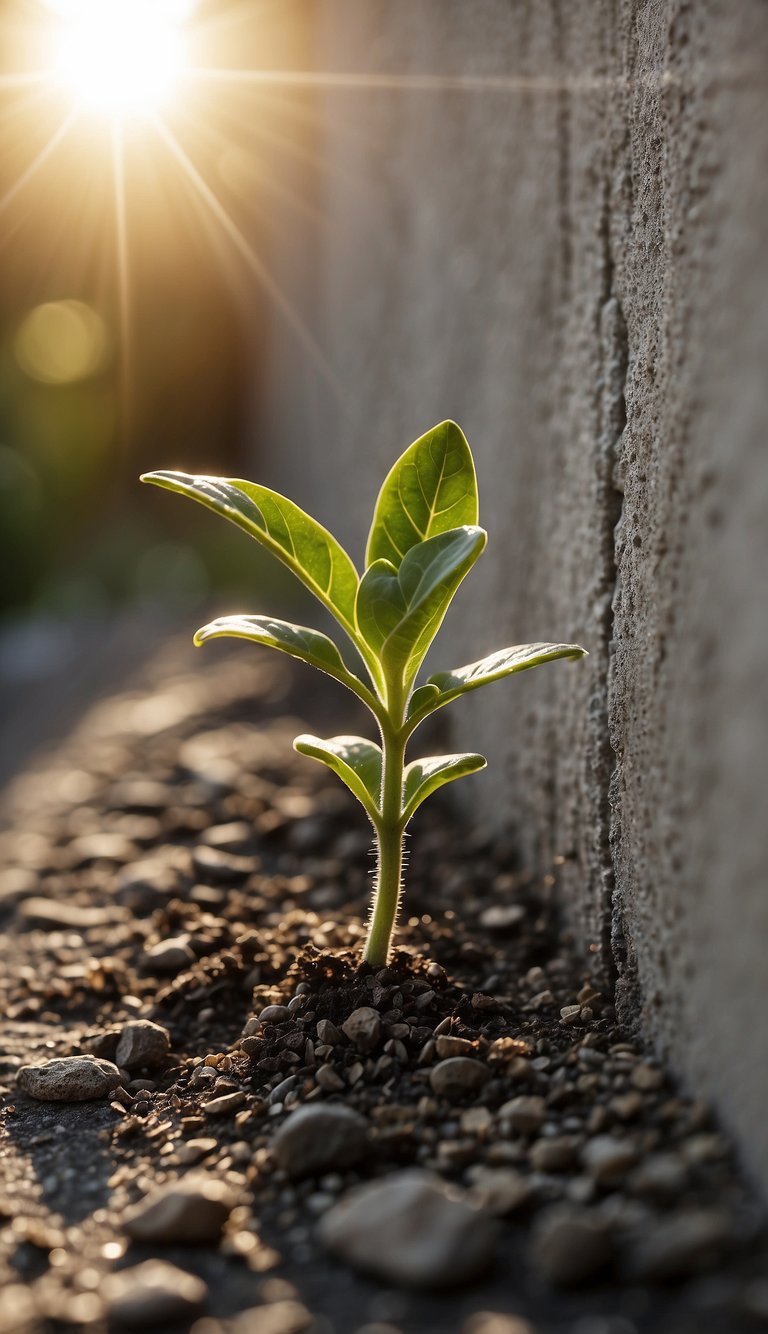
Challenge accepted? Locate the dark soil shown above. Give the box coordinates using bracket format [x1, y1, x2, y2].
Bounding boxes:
[0, 638, 766, 1334]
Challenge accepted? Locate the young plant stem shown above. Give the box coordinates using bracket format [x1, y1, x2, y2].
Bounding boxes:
[363, 717, 406, 967]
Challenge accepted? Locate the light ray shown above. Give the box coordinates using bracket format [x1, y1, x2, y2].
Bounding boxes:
[185, 61, 765, 97]
[112, 119, 133, 451]
[0, 108, 78, 215]
[0, 72, 50, 92]
[186, 68, 611, 95]
[151, 115, 346, 405]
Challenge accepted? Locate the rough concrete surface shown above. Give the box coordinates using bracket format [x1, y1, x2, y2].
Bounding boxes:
[261, 3, 768, 1193]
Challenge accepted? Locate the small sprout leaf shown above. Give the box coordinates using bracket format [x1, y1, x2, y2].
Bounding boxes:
[193, 614, 370, 698]
[407, 683, 441, 720]
[140, 471, 360, 641]
[142, 423, 587, 967]
[293, 734, 382, 822]
[402, 751, 486, 822]
[366, 420, 479, 568]
[357, 526, 487, 690]
[427, 642, 588, 706]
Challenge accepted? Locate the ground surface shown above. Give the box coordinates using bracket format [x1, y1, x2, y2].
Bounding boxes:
[0, 640, 766, 1334]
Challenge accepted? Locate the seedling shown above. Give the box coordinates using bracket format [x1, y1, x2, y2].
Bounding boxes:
[141, 422, 586, 966]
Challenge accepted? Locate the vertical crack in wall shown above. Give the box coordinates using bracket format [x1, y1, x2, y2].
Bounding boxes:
[593, 183, 629, 992]
[551, 0, 573, 301]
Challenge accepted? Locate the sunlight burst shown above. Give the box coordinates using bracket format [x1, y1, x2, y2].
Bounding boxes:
[52, 0, 187, 118]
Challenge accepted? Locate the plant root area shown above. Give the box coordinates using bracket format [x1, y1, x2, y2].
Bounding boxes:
[0, 641, 765, 1334]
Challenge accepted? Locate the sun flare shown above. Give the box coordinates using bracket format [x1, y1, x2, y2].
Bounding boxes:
[52, 0, 187, 119]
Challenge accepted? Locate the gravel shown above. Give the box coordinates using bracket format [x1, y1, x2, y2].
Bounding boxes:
[0, 645, 765, 1332]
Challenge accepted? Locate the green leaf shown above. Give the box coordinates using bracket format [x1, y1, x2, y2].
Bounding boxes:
[407, 683, 441, 720]
[366, 421, 479, 568]
[357, 526, 487, 692]
[140, 471, 360, 642]
[402, 752, 486, 822]
[426, 642, 588, 709]
[293, 734, 382, 822]
[193, 614, 373, 700]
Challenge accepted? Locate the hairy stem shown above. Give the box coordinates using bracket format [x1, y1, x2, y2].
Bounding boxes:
[363, 720, 406, 966]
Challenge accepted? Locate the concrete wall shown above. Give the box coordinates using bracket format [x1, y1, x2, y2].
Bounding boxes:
[265, 2, 768, 1192]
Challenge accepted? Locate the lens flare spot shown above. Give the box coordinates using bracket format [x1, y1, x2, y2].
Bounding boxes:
[14, 300, 110, 385]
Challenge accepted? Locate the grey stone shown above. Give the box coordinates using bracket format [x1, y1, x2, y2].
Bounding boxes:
[435, 1035, 475, 1059]
[273, 1104, 368, 1178]
[341, 1006, 382, 1053]
[582, 1135, 639, 1184]
[142, 936, 195, 975]
[115, 1020, 171, 1071]
[531, 1207, 614, 1286]
[316, 1019, 341, 1045]
[192, 843, 253, 881]
[319, 1169, 497, 1287]
[122, 1175, 235, 1243]
[529, 1136, 580, 1174]
[479, 904, 525, 931]
[499, 1095, 547, 1136]
[429, 1057, 490, 1101]
[103, 1261, 208, 1326]
[466, 1166, 536, 1216]
[626, 1209, 733, 1281]
[258, 1005, 291, 1024]
[18, 1056, 121, 1102]
[115, 859, 180, 911]
[17, 898, 127, 930]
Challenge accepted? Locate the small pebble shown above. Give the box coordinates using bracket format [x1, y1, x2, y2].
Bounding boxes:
[626, 1209, 732, 1281]
[429, 1058, 490, 1101]
[435, 1035, 475, 1059]
[531, 1206, 614, 1285]
[103, 1260, 207, 1326]
[499, 1095, 546, 1136]
[320, 1169, 497, 1288]
[122, 1175, 235, 1244]
[115, 1020, 171, 1072]
[143, 936, 195, 975]
[341, 1007, 382, 1053]
[581, 1135, 639, 1184]
[259, 1005, 291, 1025]
[273, 1104, 368, 1178]
[479, 904, 525, 931]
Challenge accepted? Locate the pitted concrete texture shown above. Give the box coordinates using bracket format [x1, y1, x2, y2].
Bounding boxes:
[264, 3, 768, 1191]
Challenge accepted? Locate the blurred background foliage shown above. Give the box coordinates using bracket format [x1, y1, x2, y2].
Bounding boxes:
[0, 0, 314, 628]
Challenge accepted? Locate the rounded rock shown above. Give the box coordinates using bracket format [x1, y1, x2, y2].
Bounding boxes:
[103, 1261, 208, 1326]
[581, 1135, 639, 1184]
[319, 1169, 497, 1288]
[429, 1057, 490, 1101]
[258, 1004, 291, 1025]
[499, 1095, 546, 1135]
[18, 1056, 121, 1102]
[115, 1020, 171, 1072]
[122, 1175, 235, 1244]
[341, 1006, 382, 1053]
[531, 1206, 614, 1286]
[143, 937, 195, 975]
[273, 1104, 368, 1178]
